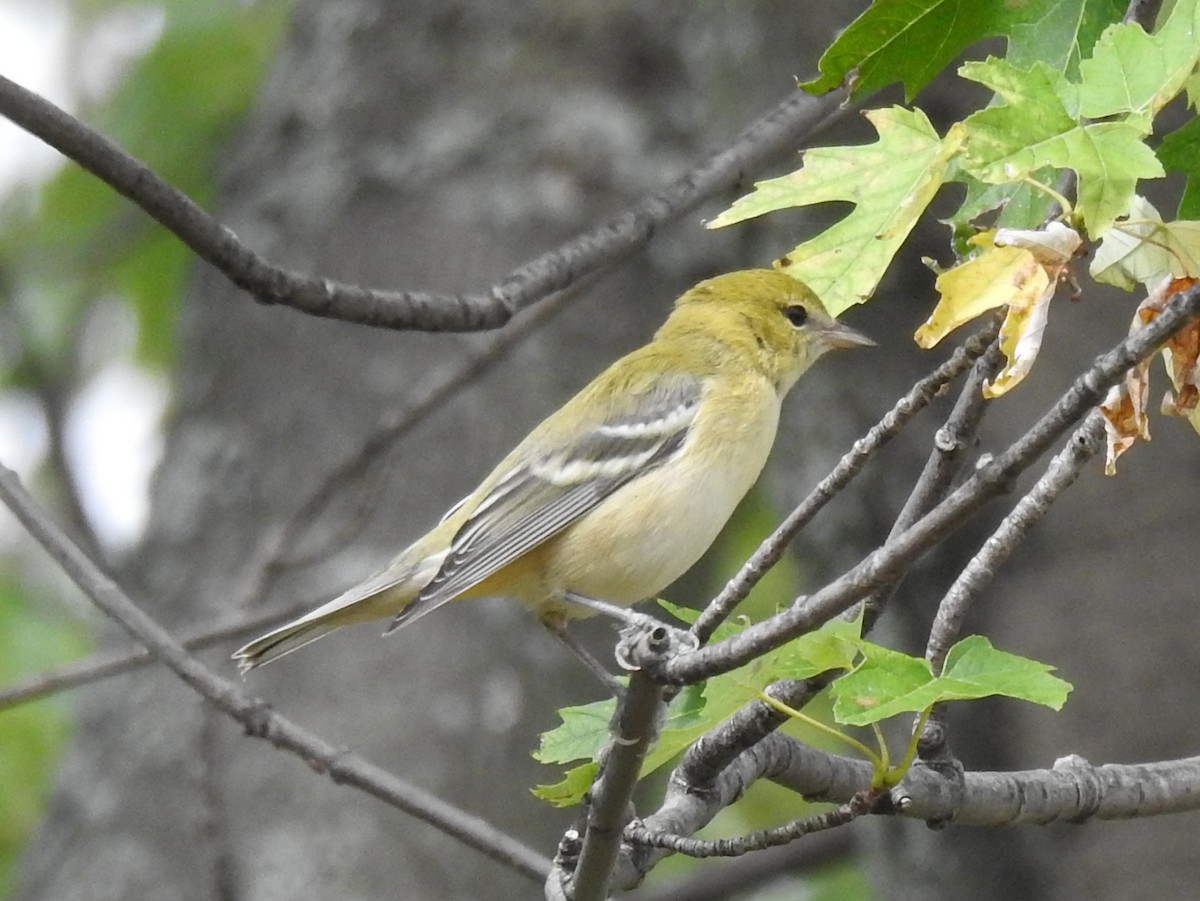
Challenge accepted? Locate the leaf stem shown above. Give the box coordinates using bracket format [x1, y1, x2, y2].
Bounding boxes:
[1020, 175, 1074, 220]
[756, 690, 882, 771]
[887, 708, 932, 786]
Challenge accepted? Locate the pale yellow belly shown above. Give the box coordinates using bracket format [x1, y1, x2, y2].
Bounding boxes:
[531, 382, 780, 615]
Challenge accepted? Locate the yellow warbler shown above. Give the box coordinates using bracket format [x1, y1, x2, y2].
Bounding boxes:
[235, 269, 871, 671]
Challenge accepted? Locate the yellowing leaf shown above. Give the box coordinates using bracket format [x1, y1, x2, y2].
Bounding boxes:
[917, 223, 1081, 396]
[916, 222, 1080, 346]
[708, 107, 961, 315]
[915, 245, 1043, 348]
[1099, 362, 1151, 475]
[1091, 196, 1200, 289]
[985, 283, 1054, 398]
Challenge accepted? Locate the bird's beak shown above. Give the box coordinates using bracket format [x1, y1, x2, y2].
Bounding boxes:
[820, 320, 876, 349]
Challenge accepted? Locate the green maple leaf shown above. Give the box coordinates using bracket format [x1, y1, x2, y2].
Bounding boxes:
[1158, 116, 1200, 219]
[708, 107, 960, 314]
[960, 58, 1164, 234]
[830, 638, 1075, 729]
[1077, 0, 1200, 123]
[831, 635, 1071, 727]
[532, 604, 859, 806]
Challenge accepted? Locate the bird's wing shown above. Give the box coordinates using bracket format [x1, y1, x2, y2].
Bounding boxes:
[411, 373, 703, 613]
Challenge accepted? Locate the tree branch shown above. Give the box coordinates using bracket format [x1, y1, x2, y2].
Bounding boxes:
[612, 732, 1200, 889]
[557, 625, 683, 901]
[0, 459, 551, 885]
[859, 323, 1003, 634]
[0, 599, 311, 710]
[630, 831, 851, 901]
[925, 413, 1105, 672]
[0, 73, 845, 333]
[625, 790, 876, 858]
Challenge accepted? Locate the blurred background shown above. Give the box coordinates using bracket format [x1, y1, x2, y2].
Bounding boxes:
[1, 1, 1198, 899]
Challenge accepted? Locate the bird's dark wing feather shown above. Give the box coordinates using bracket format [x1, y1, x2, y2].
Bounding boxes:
[413, 375, 703, 611]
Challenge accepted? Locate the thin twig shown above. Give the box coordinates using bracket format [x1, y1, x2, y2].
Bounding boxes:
[657, 283, 1200, 685]
[630, 831, 851, 901]
[625, 790, 876, 859]
[0, 460, 551, 885]
[859, 325, 1003, 634]
[0, 73, 845, 333]
[0, 600, 310, 710]
[925, 413, 1105, 672]
[609, 730, 871, 890]
[690, 323, 999, 646]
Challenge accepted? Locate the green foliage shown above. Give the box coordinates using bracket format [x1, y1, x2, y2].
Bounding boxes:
[534, 607, 860, 806]
[709, 107, 961, 315]
[711, 0, 1200, 416]
[958, 58, 1164, 235]
[534, 624, 1069, 805]
[800, 0, 1126, 100]
[0, 573, 88, 897]
[1157, 116, 1200, 218]
[830, 635, 1071, 727]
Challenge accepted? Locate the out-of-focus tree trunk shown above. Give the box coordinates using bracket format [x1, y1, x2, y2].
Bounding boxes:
[15, 2, 1200, 899]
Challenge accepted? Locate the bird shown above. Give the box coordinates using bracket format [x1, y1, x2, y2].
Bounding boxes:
[234, 269, 872, 673]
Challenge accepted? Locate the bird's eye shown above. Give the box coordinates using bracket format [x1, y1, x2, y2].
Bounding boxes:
[783, 305, 809, 327]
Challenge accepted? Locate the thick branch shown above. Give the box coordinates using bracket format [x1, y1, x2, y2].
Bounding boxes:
[0, 73, 843, 332]
[0, 461, 550, 885]
[614, 734, 1200, 888]
[556, 625, 681, 901]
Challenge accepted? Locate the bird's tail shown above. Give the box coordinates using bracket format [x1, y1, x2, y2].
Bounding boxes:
[233, 615, 342, 673]
[233, 555, 439, 672]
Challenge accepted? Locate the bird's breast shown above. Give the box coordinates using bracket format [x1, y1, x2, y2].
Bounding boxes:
[540, 377, 781, 609]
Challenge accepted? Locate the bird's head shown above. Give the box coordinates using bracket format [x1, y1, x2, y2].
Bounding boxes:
[663, 269, 874, 393]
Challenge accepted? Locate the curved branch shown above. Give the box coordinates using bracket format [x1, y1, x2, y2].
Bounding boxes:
[0, 460, 551, 885]
[613, 732, 1200, 887]
[0, 73, 845, 333]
